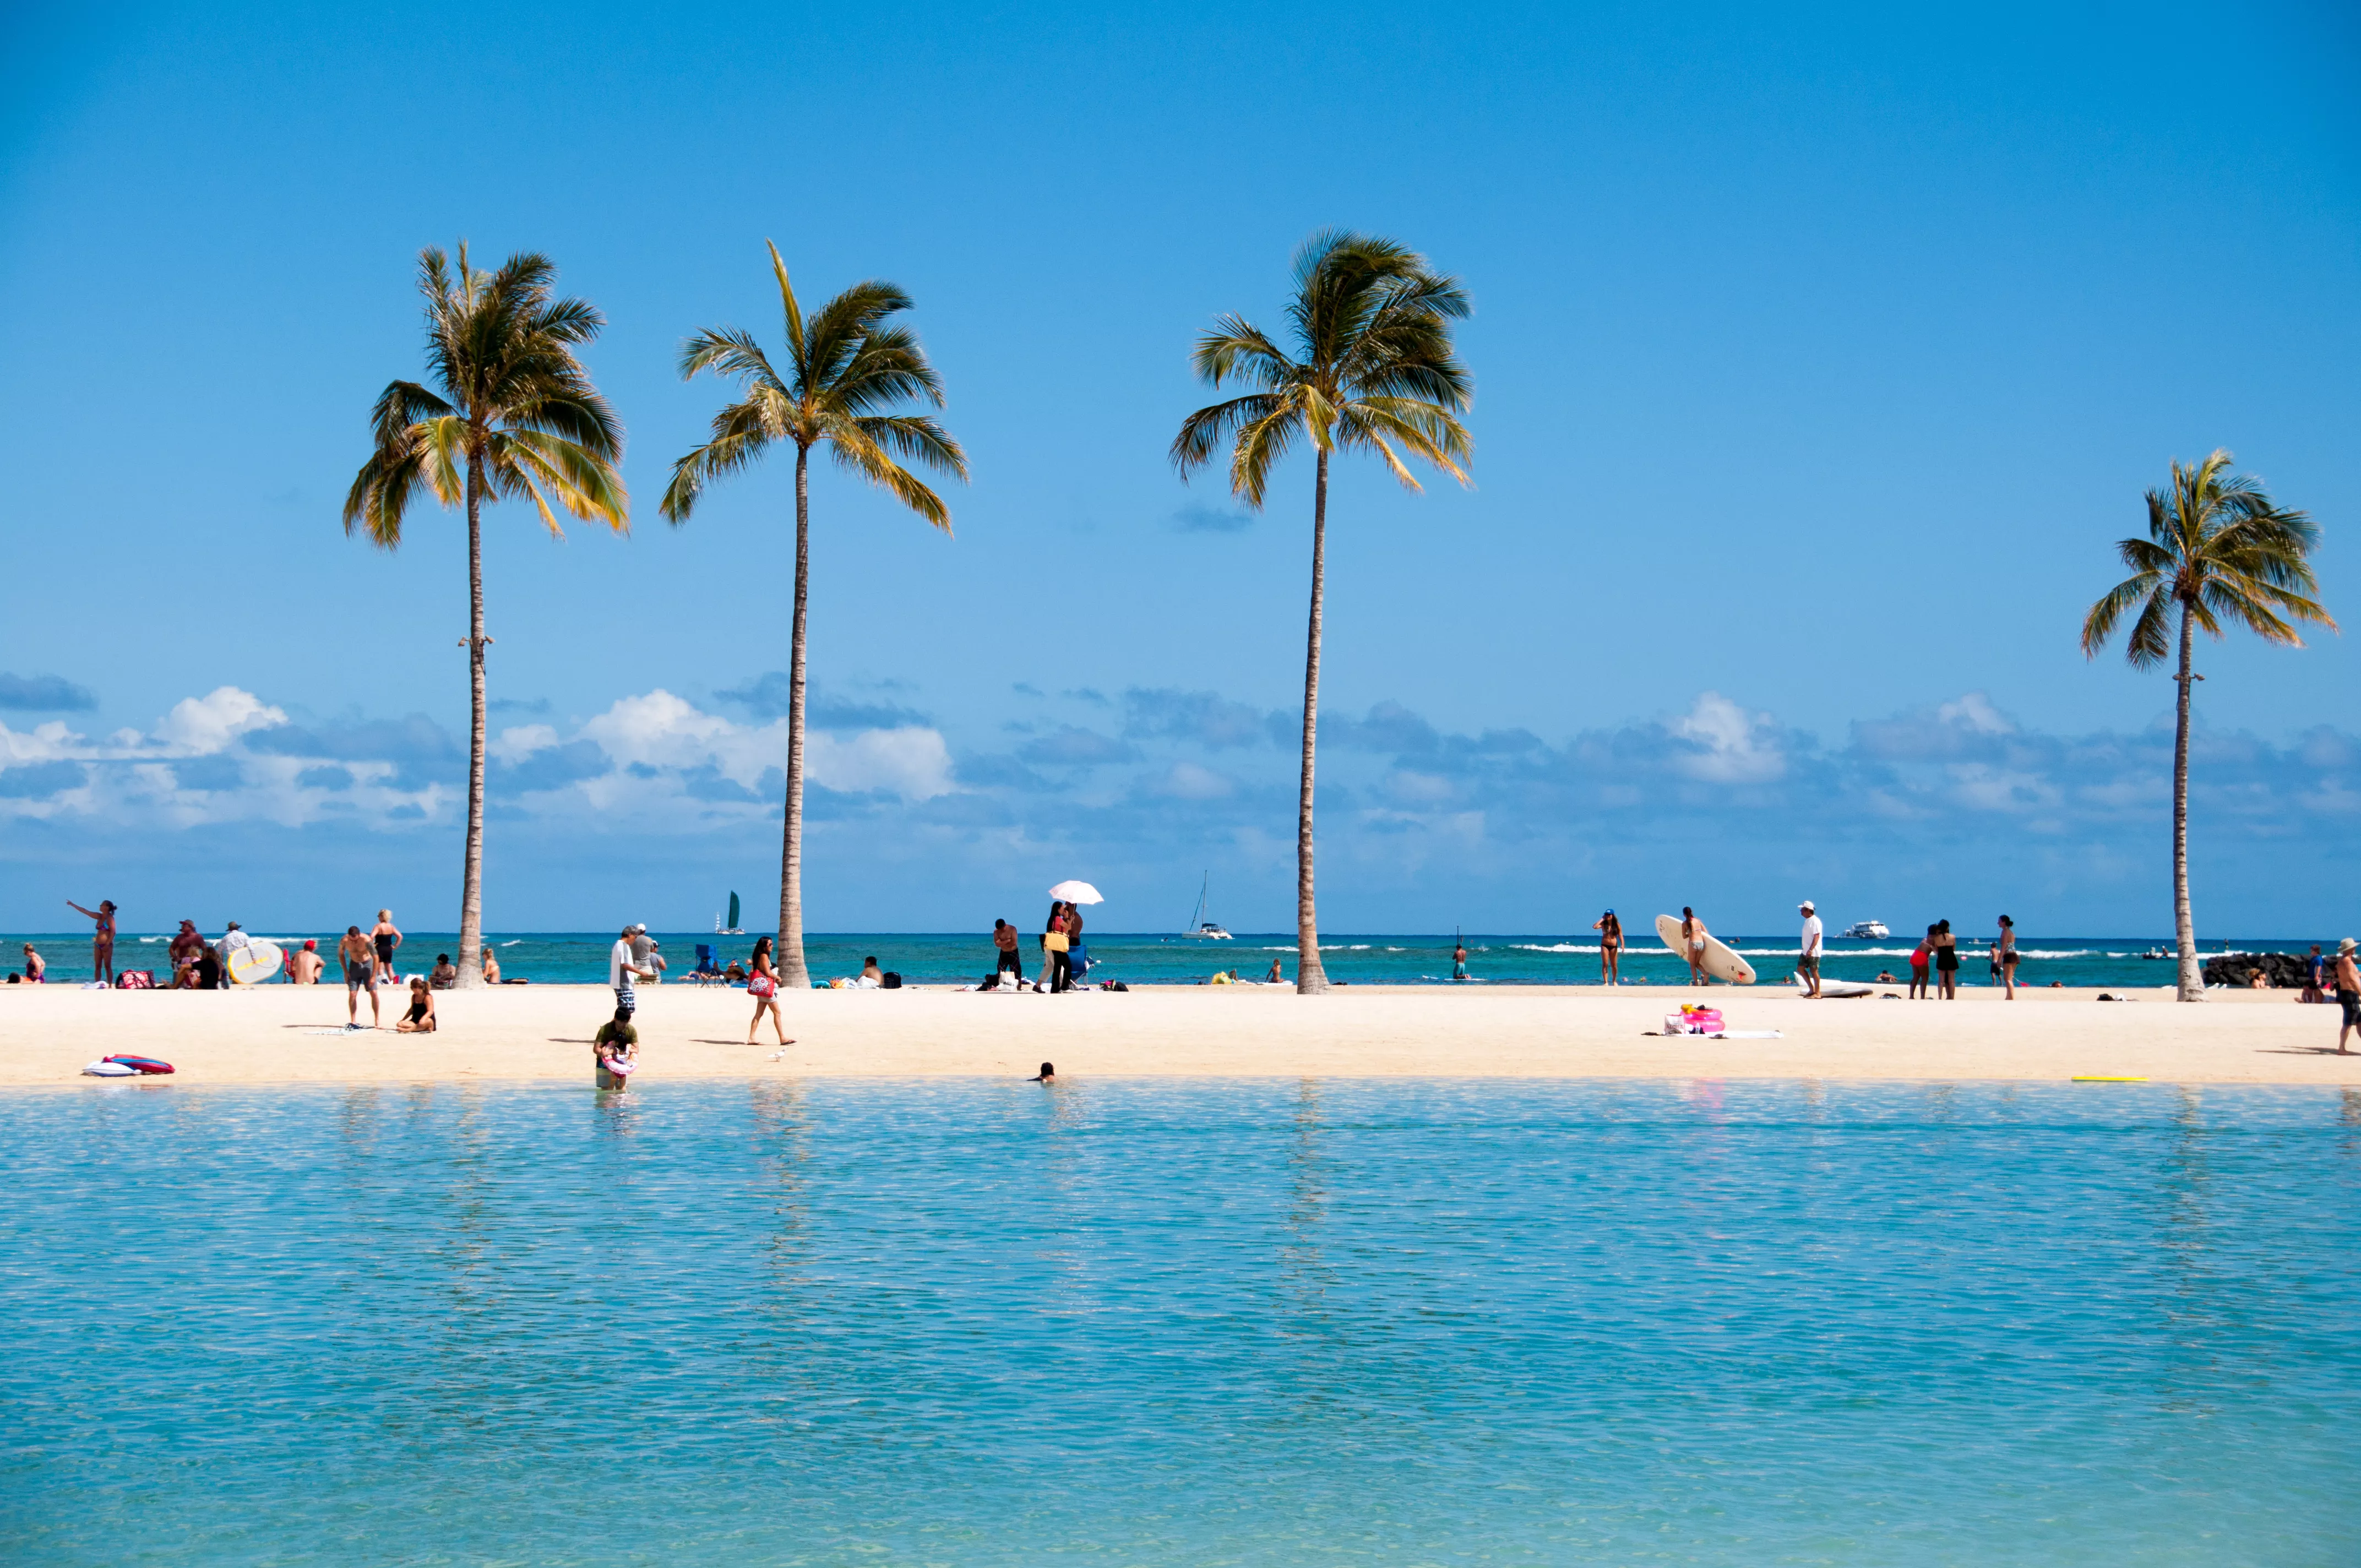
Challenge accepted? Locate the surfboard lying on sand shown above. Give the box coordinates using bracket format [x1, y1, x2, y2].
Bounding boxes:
[1794, 974, 1876, 998]
[1653, 914, 1756, 984]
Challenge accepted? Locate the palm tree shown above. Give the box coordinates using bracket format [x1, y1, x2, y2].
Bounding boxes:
[345, 244, 626, 988]
[2081, 449, 2332, 1001]
[661, 242, 965, 989]
[1171, 231, 1472, 993]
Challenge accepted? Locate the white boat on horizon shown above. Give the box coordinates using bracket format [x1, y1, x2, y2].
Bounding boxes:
[1841, 919, 1890, 940]
[1180, 872, 1232, 940]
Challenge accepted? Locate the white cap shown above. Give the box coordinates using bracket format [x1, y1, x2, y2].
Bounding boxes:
[1799, 900, 1815, 911]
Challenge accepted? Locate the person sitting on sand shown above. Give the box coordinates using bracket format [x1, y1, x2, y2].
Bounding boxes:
[859, 956, 884, 987]
[20, 943, 43, 983]
[1266, 957, 1285, 983]
[340, 926, 381, 1029]
[1875, 970, 1898, 984]
[481, 948, 503, 984]
[2248, 967, 2270, 990]
[168, 919, 205, 982]
[1029, 1061, 1056, 1083]
[723, 959, 747, 983]
[429, 954, 459, 989]
[395, 976, 437, 1033]
[285, 939, 322, 984]
[594, 1007, 638, 1090]
[193, 944, 224, 990]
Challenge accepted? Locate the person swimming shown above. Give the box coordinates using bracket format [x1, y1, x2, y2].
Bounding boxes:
[1029, 1061, 1056, 1083]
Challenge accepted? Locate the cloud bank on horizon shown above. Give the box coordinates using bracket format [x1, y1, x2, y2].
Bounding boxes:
[4, 679, 2353, 935]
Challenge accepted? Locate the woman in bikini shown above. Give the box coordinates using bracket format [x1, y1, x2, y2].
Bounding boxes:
[67, 899, 117, 986]
[1680, 907, 1709, 986]
[1593, 910, 1623, 984]
[745, 936, 792, 1046]
[1996, 914, 2019, 1000]
[1910, 925, 1933, 1000]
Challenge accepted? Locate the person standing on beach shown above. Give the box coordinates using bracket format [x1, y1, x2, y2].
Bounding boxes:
[2303, 945, 2327, 1004]
[370, 910, 402, 987]
[1910, 926, 1933, 1000]
[339, 927, 380, 1028]
[1680, 908, 1709, 986]
[66, 899, 117, 986]
[1797, 901, 1823, 998]
[611, 926, 655, 1018]
[1040, 904, 1072, 994]
[1932, 919, 1960, 999]
[1996, 915, 2019, 1000]
[1064, 902, 1088, 984]
[745, 936, 792, 1045]
[2333, 939, 2359, 1055]
[992, 920, 1024, 986]
[1593, 910, 1622, 984]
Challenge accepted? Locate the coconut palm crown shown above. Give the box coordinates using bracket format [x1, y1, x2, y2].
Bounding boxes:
[2081, 448, 2333, 1001]
[1171, 230, 1472, 993]
[344, 243, 627, 987]
[661, 241, 966, 988]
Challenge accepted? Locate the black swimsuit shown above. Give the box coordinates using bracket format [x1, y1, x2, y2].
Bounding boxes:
[375, 934, 395, 965]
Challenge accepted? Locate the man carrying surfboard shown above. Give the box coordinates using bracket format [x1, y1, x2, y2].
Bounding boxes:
[1797, 901, 1823, 998]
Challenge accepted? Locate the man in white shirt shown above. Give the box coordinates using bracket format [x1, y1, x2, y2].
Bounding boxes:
[610, 926, 655, 1017]
[1798, 900, 1824, 998]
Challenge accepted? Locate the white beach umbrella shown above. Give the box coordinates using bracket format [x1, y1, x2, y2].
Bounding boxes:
[1047, 880, 1103, 905]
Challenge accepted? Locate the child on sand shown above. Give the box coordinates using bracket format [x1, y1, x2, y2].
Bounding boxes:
[395, 977, 437, 1033]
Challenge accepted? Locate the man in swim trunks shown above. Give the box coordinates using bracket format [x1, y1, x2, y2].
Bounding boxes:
[2334, 939, 2360, 1057]
[66, 898, 117, 985]
[340, 926, 382, 1030]
[1452, 943, 1470, 982]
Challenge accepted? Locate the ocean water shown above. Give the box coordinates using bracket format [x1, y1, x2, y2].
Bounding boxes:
[3, 1080, 2356, 1565]
[7, 929, 2329, 990]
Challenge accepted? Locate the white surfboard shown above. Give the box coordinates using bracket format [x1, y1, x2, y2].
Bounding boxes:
[227, 939, 283, 986]
[1796, 974, 1876, 998]
[1654, 914, 1757, 984]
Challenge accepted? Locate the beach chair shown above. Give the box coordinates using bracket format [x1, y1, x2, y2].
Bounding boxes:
[690, 944, 723, 984]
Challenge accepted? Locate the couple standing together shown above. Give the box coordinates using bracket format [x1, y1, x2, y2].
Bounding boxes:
[994, 901, 1086, 992]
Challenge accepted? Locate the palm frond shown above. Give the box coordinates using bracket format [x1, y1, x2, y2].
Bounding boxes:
[820, 412, 951, 531]
[852, 414, 967, 478]
[494, 427, 629, 535]
[658, 398, 781, 524]
[679, 326, 781, 388]
[2081, 571, 2160, 657]
[766, 240, 807, 370]
[1170, 393, 1285, 480]
[1190, 318, 1297, 390]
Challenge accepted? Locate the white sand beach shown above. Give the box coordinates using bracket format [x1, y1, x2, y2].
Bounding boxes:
[2, 982, 2353, 1088]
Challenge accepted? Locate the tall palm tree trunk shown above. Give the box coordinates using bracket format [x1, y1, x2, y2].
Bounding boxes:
[1295, 450, 1331, 994]
[776, 444, 813, 989]
[456, 454, 488, 989]
[2172, 599, 2200, 1001]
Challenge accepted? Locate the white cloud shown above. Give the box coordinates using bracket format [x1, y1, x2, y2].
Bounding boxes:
[1937, 692, 2014, 735]
[1144, 761, 1236, 800]
[807, 727, 956, 799]
[1671, 692, 1786, 783]
[155, 687, 286, 755]
[491, 724, 560, 763]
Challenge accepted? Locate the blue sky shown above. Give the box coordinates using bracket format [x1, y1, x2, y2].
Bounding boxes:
[2, 1, 2356, 935]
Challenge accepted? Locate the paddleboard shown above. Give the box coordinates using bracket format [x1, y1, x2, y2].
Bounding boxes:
[1654, 914, 1756, 984]
[1794, 974, 1877, 998]
[227, 939, 283, 986]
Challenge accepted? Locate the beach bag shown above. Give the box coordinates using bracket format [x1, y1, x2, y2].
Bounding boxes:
[116, 971, 155, 989]
[748, 972, 776, 998]
[1045, 932, 1069, 954]
[881, 972, 902, 990]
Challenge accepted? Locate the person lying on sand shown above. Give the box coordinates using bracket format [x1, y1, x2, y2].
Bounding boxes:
[395, 977, 437, 1033]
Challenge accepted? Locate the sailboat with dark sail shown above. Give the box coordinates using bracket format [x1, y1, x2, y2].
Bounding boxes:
[714, 891, 743, 935]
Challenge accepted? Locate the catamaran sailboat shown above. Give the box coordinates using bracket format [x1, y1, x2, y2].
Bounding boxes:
[1181, 873, 1232, 940]
[714, 891, 743, 936]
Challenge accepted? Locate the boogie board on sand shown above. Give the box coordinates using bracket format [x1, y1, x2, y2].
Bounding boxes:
[227, 940, 284, 986]
[1654, 914, 1756, 984]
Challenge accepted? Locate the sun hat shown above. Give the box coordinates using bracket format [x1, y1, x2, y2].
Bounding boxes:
[1799, 899, 1815, 911]
[2341, 938, 2357, 954]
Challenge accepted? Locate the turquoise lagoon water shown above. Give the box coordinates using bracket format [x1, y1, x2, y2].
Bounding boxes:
[4, 1080, 2358, 1565]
